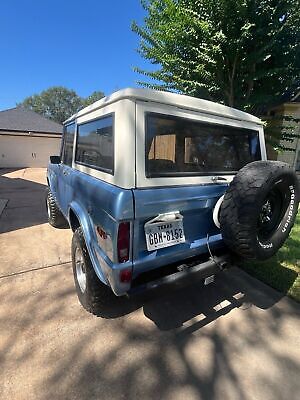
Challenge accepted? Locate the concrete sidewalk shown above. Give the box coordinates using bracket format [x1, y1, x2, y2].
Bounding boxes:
[0, 168, 299, 400]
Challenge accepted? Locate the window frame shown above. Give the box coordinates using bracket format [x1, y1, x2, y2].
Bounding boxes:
[61, 122, 76, 167]
[75, 113, 115, 175]
[136, 101, 266, 188]
[144, 112, 262, 178]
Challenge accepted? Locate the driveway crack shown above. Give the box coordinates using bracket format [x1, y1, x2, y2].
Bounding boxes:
[0, 261, 71, 280]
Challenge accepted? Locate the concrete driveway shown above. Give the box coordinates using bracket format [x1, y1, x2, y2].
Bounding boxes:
[0, 168, 299, 400]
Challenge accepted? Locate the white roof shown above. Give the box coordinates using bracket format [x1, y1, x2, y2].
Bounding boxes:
[65, 88, 262, 125]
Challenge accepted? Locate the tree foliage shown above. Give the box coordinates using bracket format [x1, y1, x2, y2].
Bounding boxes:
[82, 90, 106, 108]
[18, 87, 105, 124]
[133, 0, 300, 114]
[265, 114, 300, 152]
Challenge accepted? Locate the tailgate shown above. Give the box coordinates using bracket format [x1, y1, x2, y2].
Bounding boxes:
[131, 184, 227, 276]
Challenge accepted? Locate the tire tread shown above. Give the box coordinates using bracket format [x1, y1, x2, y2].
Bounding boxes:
[46, 189, 68, 228]
[220, 161, 299, 260]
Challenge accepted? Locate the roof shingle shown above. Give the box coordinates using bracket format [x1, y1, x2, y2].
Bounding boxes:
[0, 107, 63, 134]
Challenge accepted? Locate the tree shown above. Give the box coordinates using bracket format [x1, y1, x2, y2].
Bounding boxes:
[82, 91, 105, 108]
[18, 87, 105, 124]
[132, 0, 300, 115]
[19, 87, 82, 124]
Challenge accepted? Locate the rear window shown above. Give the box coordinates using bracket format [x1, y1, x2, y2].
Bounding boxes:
[75, 115, 114, 174]
[145, 113, 261, 177]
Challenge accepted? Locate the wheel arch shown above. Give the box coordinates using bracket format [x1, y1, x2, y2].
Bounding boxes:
[69, 208, 81, 232]
[68, 201, 94, 241]
[68, 202, 107, 285]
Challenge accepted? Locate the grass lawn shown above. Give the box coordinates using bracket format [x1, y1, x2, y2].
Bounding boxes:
[241, 212, 300, 302]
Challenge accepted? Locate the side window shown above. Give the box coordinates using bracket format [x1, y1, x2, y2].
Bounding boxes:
[75, 115, 114, 174]
[62, 123, 75, 167]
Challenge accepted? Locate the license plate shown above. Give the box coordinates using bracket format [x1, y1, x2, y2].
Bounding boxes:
[145, 218, 185, 251]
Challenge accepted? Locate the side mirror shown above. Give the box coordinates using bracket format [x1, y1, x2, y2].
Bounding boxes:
[50, 155, 61, 164]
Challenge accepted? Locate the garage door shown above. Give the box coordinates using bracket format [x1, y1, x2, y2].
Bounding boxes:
[0, 135, 61, 168]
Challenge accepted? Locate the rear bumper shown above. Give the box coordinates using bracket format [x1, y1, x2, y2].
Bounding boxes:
[128, 254, 231, 296]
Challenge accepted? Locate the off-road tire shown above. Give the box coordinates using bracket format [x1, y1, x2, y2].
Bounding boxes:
[220, 161, 299, 260]
[46, 189, 68, 228]
[71, 227, 113, 314]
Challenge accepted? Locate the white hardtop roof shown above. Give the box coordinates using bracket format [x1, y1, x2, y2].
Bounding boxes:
[65, 88, 262, 125]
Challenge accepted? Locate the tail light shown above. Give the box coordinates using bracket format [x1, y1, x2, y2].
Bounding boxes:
[117, 222, 130, 263]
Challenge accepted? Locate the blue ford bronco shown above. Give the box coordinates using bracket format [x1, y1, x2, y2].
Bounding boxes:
[46, 89, 299, 314]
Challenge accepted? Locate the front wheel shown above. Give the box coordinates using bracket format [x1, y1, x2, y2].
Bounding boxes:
[46, 189, 68, 228]
[71, 227, 113, 314]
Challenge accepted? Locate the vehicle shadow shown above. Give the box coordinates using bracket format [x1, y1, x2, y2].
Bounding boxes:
[92, 267, 284, 330]
[0, 169, 48, 233]
[43, 266, 299, 400]
[1, 262, 299, 400]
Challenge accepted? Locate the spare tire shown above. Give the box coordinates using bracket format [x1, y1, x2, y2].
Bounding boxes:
[219, 161, 299, 260]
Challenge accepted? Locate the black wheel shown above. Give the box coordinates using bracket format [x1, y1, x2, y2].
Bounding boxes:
[220, 161, 299, 260]
[46, 189, 68, 228]
[71, 227, 113, 314]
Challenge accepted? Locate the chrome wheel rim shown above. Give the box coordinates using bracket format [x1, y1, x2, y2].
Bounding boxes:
[75, 247, 87, 293]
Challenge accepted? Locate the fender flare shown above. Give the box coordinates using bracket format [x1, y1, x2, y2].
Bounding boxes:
[68, 201, 108, 285]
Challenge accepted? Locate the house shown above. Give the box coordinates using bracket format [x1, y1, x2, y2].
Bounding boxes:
[0, 107, 62, 168]
[265, 91, 300, 174]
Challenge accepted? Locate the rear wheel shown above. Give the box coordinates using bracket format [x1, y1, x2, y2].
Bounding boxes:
[220, 161, 299, 260]
[72, 227, 113, 314]
[46, 189, 68, 228]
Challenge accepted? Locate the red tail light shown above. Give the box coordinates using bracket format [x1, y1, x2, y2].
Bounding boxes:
[117, 222, 130, 263]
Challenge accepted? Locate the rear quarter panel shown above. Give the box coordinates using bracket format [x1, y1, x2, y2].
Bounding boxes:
[67, 169, 134, 284]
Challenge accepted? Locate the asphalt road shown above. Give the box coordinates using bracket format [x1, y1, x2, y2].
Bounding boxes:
[0, 168, 299, 400]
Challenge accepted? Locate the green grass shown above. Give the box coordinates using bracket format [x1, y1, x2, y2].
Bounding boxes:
[241, 212, 300, 302]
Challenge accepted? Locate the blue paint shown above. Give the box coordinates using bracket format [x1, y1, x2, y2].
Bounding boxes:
[48, 161, 227, 295]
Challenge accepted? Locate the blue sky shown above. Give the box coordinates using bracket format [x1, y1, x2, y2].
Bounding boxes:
[0, 0, 152, 110]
